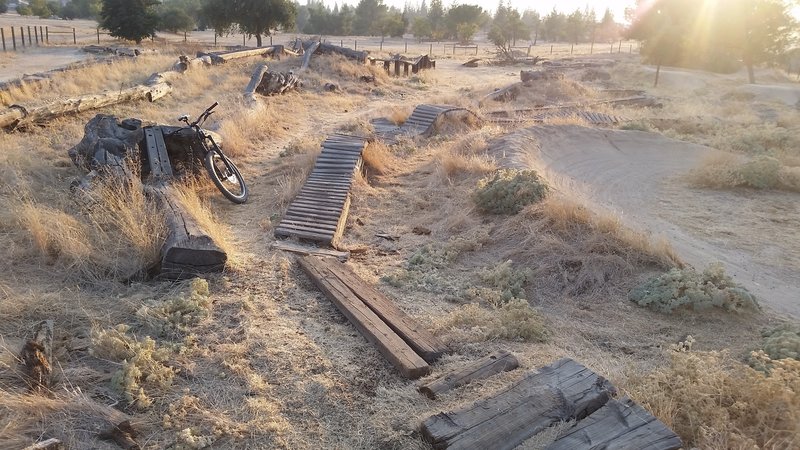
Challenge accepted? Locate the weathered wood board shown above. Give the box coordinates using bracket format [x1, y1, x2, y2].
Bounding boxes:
[420, 358, 616, 450]
[419, 350, 518, 399]
[298, 255, 430, 379]
[545, 396, 682, 450]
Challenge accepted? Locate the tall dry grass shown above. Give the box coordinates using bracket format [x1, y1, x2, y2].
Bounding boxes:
[688, 153, 800, 192]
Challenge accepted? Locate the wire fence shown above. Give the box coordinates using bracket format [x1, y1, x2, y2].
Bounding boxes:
[0, 24, 640, 60]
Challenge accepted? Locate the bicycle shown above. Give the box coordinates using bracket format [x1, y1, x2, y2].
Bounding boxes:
[172, 102, 249, 204]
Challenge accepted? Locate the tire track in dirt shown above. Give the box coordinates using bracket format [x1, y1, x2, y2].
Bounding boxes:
[506, 125, 800, 318]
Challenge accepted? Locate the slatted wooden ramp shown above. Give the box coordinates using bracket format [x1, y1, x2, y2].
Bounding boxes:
[297, 255, 448, 379]
[420, 358, 681, 450]
[532, 109, 625, 125]
[274, 134, 368, 248]
[373, 104, 481, 144]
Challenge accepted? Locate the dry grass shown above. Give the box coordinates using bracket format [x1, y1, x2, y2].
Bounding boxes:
[495, 194, 681, 298]
[16, 174, 166, 281]
[216, 100, 292, 158]
[688, 153, 800, 192]
[361, 141, 394, 176]
[626, 350, 800, 450]
[433, 130, 498, 182]
[386, 106, 412, 125]
[540, 113, 590, 126]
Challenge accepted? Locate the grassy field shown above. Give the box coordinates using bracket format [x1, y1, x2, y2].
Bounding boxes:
[0, 39, 798, 450]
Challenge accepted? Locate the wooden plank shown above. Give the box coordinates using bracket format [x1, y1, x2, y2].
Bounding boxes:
[545, 396, 682, 450]
[419, 351, 518, 399]
[285, 207, 342, 220]
[276, 220, 337, 234]
[298, 256, 430, 379]
[331, 194, 350, 249]
[280, 218, 339, 231]
[275, 227, 333, 242]
[287, 201, 344, 213]
[420, 358, 616, 450]
[321, 258, 448, 363]
[151, 127, 173, 177]
[272, 240, 350, 261]
[298, 187, 349, 197]
[303, 179, 353, 188]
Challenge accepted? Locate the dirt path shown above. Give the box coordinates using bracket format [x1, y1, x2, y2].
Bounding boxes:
[513, 125, 800, 318]
[0, 47, 93, 82]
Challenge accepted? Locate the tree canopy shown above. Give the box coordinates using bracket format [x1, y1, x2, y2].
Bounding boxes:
[628, 0, 798, 83]
[100, 0, 160, 43]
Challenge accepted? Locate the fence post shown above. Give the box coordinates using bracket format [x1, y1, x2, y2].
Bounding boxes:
[184, 31, 187, 42]
[429, 43, 432, 55]
[1, 28, 5, 52]
[629, 44, 632, 54]
[354, 39, 357, 50]
[39, 26, 43, 45]
[404, 40, 407, 52]
[618, 39, 622, 53]
[73, 28, 76, 45]
[214, 33, 217, 46]
[28, 26, 32, 45]
[340, 39, 343, 47]
[610, 42, 613, 54]
[570, 43, 573, 54]
[475, 45, 478, 55]
[11, 27, 15, 51]
[589, 41, 593, 54]
[527, 45, 531, 56]
[243, 34, 245, 46]
[45, 26, 49, 44]
[270, 34, 272, 45]
[380, 39, 383, 51]
[550, 44, 553, 54]
[34, 25, 39, 45]
[20, 27, 24, 48]
[97, 28, 100, 44]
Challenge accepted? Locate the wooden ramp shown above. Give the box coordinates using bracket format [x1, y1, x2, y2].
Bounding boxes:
[420, 358, 681, 450]
[532, 109, 624, 125]
[297, 255, 448, 379]
[373, 104, 480, 144]
[274, 134, 369, 248]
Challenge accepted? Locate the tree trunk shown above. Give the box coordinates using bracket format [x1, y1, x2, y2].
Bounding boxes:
[244, 63, 270, 105]
[256, 34, 262, 47]
[300, 41, 321, 71]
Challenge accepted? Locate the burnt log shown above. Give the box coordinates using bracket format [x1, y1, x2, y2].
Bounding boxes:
[149, 184, 227, 279]
[255, 71, 301, 96]
[199, 46, 284, 65]
[19, 320, 54, 391]
[68, 115, 145, 173]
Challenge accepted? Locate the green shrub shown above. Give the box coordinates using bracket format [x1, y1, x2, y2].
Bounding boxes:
[473, 169, 549, 215]
[761, 325, 800, 361]
[620, 121, 650, 132]
[136, 278, 211, 335]
[629, 263, 759, 313]
[732, 156, 782, 189]
[468, 260, 532, 306]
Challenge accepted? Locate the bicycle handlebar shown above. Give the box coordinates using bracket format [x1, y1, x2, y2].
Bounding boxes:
[191, 102, 219, 127]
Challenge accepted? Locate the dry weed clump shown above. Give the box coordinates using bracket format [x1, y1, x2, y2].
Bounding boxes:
[495, 195, 680, 297]
[387, 106, 412, 125]
[136, 278, 211, 336]
[627, 350, 800, 449]
[437, 300, 547, 343]
[362, 141, 394, 175]
[473, 169, 549, 215]
[758, 324, 800, 361]
[216, 101, 289, 157]
[689, 153, 800, 192]
[629, 263, 759, 313]
[91, 324, 176, 410]
[17, 174, 166, 281]
[465, 260, 533, 307]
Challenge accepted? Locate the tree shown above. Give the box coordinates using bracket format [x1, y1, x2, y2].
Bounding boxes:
[729, 0, 797, 83]
[628, 0, 693, 86]
[201, 0, 296, 46]
[353, 0, 388, 36]
[158, 5, 195, 33]
[378, 10, 406, 38]
[597, 8, 618, 43]
[428, 0, 445, 39]
[0, 0, 7, 14]
[445, 4, 485, 41]
[522, 10, 541, 44]
[489, 2, 529, 58]
[412, 17, 432, 40]
[100, 0, 160, 43]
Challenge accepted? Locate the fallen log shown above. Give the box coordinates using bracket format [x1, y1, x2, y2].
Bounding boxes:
[256, 71, 301, 96]
[244, 63, 270, 105]
[462, 58, 482, 67]
[300, 41, 321, 71]
[150, 184, 227, 279]
[520, 69, 564, 83]
[19, 320, 54, 391]
[301, 40, 369, 63]
[479, 82, 522, 105]
[418, 350, 518, 399]
[298, 255, 430, 379]
[420, 358, 616, 450]
[199, 46, 284, 65]
[545, 396, 682, 450]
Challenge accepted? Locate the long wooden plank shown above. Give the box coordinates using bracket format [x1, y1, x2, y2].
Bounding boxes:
[280, 218, 339, 231]
[272, 240, 350, 261]
[421, 358, 616, 450]
[298, 256, 430, 379]
[287, 201, 344, 214]
[276, 222, 337, 235]
[285, 207, 342, 220]
[419, 351, 518, 399]
[275, 227, 333, 242]
[545, 397, 682, 450]
[321, 257, 448, 363]
[298, 187, 349, 197]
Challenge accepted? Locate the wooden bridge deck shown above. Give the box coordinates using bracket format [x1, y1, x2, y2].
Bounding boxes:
[274, 134, 369, 248]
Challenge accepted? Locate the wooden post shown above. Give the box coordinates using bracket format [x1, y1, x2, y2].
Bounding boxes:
[96, 28, 100, 44]
[45, 26, 48, 44]
[20, 27, 25, 48]
[72, 28, 76, 45]
[394, 59, 400, 76]
[550, 44, 553, 54]
[354, 39, 357, 50]
[214, 33, 217, 46]
[405, 40, 408, 52]
[34, 26, 38, 45]
[270, 34, 272, 45]
[39, 26, 43, 45]
[380, 39, 383, 51]
[243, 34, 245, 46]
[610, 42, 614, 54]
[1, 29, 5, 52]
[475, 45, 478, 55]
[11, 27, 15, 51]
[527, 45, 531, 56]
[28, 26, 32, 45]
[340, 39, 343, 47]
[184, 31, 187, 42]
[429, 43, 432, 55]
[618, 39, 622, 53]
[570, 43, 574, 54]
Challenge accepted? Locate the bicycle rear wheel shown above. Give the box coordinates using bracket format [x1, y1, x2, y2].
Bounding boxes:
[204, 150, 249, 204]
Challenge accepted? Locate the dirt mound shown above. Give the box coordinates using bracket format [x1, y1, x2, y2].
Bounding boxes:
[518, 125, 800, 318]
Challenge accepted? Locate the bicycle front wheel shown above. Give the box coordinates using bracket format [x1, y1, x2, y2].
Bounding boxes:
[204, 150, 249, 204]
